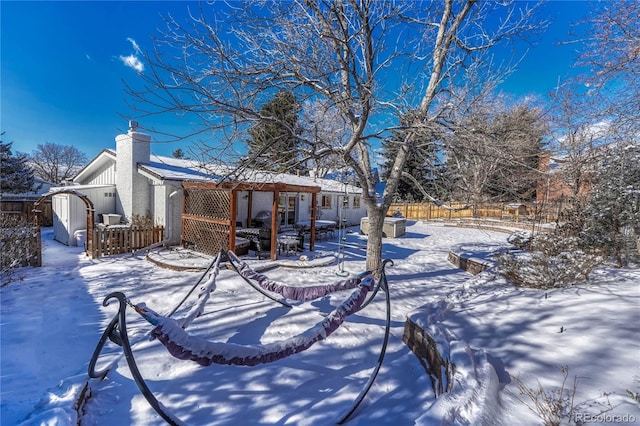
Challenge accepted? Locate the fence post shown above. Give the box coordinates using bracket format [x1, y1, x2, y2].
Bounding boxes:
[33, 226, 42, 267]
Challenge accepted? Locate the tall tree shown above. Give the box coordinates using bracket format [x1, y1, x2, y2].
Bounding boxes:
[576, 1, 639, 139]
[126, 0, 544, 270]
[446, 100, 546, 203]
[299, 98, 351, 178]
[567, 1, 640, 266]
[172, 148, 186, 159]
[546, 85, 602, 201]
[0, 136, 35, 193]
[28, 142, 88, 184]
[243, 90, 301, 173]
[380, 113, 446, 202]
[582, 143, 640, 267]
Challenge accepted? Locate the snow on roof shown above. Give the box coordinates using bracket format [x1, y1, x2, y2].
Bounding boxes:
[138, 155, 227, 182]
[139, 155, 362, 194]
[76, 147, 362, 194]
[44, 184, 116, 197]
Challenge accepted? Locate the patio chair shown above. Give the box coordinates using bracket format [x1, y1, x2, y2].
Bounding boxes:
[255, 228, 272, 259]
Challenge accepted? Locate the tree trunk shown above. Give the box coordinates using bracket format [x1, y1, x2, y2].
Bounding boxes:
[365, 205, 386, 272]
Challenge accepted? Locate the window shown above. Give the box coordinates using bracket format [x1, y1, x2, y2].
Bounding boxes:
[321, 195, 332, 208]
[342, 195, 349, 209]
[353, 196, 360, 208]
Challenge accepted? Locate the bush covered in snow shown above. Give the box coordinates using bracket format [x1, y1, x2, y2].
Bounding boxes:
[1, 214, 39, 286]
[498, 232, 603, 289]
[506, 230, 533, 250]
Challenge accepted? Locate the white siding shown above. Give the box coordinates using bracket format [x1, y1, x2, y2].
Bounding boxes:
[78, 162, 116, 186]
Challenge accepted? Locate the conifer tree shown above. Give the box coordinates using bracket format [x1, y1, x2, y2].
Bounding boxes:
[582, 143, 640, 266]
[380, 114, 446, 202]
[0, 137, 35, 194]
[244, 90, 301, 173]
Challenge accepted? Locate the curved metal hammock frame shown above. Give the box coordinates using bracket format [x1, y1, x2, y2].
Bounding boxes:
[88, 252, 393, 425]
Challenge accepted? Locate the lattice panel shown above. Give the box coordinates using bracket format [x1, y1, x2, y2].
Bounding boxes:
[182, 217, 229, 256]
[183, 188, 231, 220]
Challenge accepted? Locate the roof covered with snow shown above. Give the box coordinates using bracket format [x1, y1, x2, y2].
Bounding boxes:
[137, 155, 362, 194]
[74, 147, 363, 195]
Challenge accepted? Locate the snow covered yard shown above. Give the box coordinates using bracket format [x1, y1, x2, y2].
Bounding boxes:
[1, 222, 638, 425]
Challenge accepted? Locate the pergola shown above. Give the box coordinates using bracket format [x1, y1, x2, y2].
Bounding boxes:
[181, 180, 322, 260]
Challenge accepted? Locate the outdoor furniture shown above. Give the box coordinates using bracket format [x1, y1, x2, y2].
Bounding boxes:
[278, 235, 299, 256]
[236, 228, 261, 240]
[295, 220, 337, 240]
[255, 228, 272, 259]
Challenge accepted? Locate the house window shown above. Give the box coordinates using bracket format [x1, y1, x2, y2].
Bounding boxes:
[342, 195, 349, 209]
[321, 195, 332, 208]
[353, 196, 360, 208]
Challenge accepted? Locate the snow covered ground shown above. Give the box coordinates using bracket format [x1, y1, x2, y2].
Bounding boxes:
[2, 222, 639, 425]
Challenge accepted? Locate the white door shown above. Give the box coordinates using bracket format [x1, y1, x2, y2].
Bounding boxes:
[52, 195, 70, 245]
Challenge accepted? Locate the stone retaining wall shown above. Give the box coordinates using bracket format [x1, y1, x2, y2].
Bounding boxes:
[447, 250, 491, 275]
[403, 316, 454, 396]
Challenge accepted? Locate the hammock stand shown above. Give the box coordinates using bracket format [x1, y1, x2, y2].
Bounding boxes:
[87, 252, 393, 425]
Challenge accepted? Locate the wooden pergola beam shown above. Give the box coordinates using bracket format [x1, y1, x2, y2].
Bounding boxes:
[183, 180, 321, 261]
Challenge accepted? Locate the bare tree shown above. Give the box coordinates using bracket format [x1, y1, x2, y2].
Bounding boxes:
[446, 96, 547, 203]
[546, 85, 603, 201]
[126, 0, 544, 270]
[576, 1, 639, 138]
[299, 98, 352, 178]
[29, 142, 88, 184]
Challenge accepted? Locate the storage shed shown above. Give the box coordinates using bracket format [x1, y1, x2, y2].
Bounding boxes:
[52, 184, 116, 246]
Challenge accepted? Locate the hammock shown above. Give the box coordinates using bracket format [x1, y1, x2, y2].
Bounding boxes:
[88, 253, 392, 426]
[136, 275, 372, 366]
[226, 250, 366, 302]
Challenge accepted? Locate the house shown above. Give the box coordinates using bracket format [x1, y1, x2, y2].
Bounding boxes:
[537, 151, 593, 203]
[50, 122, 367, 256]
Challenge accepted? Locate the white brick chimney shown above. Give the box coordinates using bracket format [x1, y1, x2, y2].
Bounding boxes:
[115, 121, 151, 222]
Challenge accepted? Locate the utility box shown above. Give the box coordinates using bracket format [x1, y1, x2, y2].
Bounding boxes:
[360, 217, 406, 238]
[103, 214, 122, 225]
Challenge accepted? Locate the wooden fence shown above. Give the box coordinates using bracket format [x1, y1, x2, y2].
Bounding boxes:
[389, 202, 562, 223]
[91, 226, 165, 258]
[1, 198, 53, 226]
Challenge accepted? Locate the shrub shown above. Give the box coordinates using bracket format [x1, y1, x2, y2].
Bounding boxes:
[498, 233, 603, 289]
[507, 230, 533, 250]
[510, 366, 612, 426]
[1, 214, 39, 286]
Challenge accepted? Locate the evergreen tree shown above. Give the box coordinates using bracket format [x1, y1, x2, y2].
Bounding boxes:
[483, 106, 546, 202]
[172, 148, 185, 159]
[244, 90, 301, 172]
[0, 137, 35, 194]
[582, 142, 640, 266]
[380, 114, 446, 202]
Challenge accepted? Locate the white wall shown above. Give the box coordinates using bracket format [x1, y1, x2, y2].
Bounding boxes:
[115, 129, 151, 222]
[150, 183, 182, 244]
[85, 163, 116, 186]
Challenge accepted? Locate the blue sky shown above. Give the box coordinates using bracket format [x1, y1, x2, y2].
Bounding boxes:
[1, 1, 592, 161]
